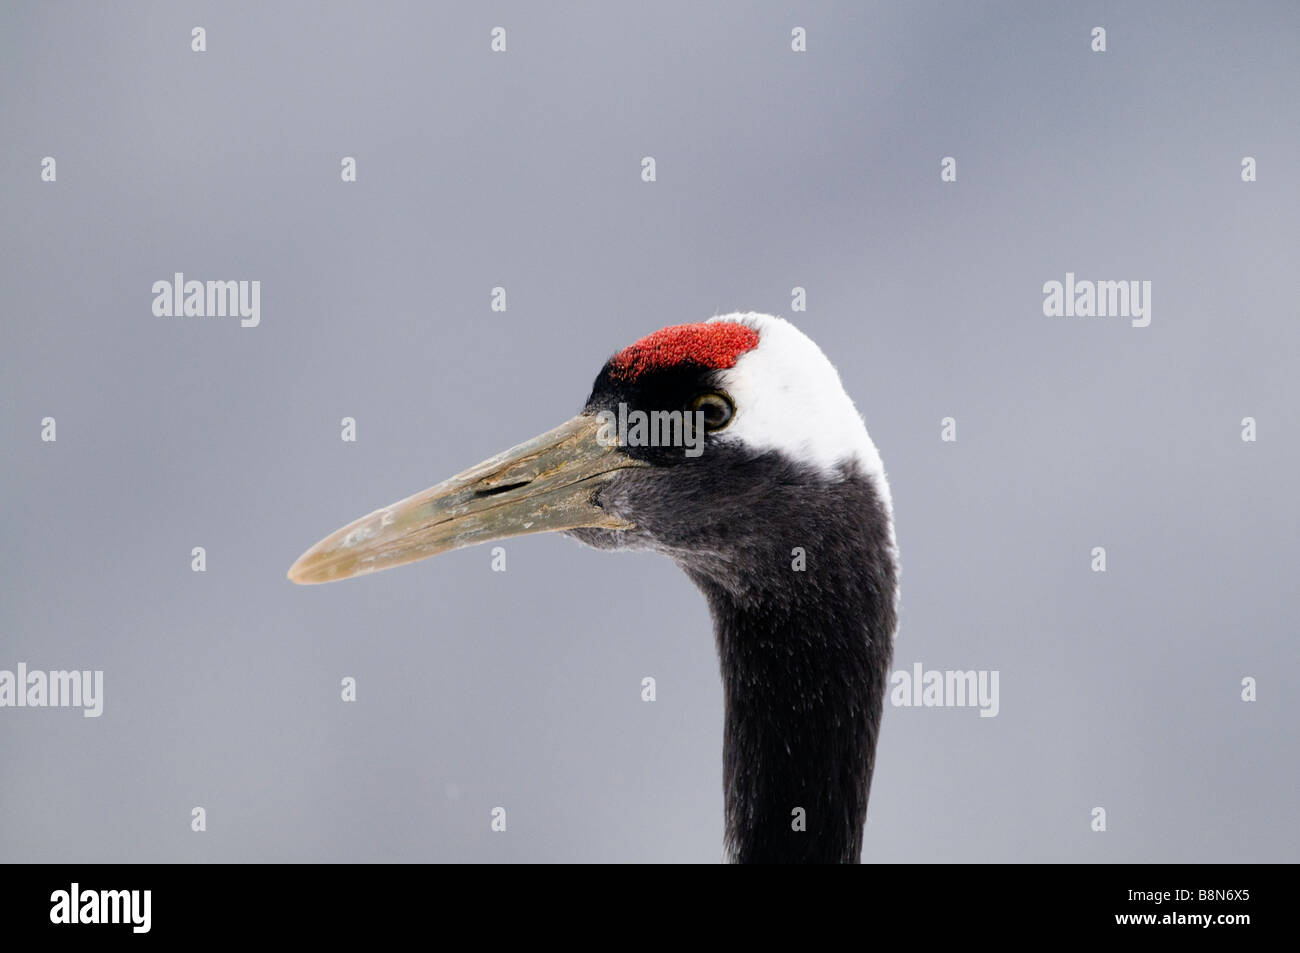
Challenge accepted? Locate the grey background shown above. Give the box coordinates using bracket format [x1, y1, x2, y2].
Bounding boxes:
[2, 1, 1297, 863]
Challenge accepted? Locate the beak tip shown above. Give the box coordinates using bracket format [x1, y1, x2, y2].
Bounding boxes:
[286, 555, 315, 585]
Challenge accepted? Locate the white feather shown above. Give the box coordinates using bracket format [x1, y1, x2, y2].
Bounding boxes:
[708, 313, 890, 501]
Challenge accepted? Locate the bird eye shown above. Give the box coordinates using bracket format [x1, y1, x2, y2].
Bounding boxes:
[689, 392, 734, 431]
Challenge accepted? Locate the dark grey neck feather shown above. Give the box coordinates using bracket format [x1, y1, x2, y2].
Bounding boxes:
[683, 465, 897, 864]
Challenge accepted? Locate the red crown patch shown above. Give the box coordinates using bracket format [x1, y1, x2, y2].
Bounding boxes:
[609, 322, 760, 381]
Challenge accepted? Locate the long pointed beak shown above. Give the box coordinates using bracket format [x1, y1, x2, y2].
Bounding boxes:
[287, 413, 644, 584]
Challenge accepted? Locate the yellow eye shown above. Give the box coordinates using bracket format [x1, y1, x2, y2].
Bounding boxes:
[689, 392, 735, 431]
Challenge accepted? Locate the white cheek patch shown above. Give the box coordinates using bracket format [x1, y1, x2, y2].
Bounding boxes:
[707, 313, 889, 498]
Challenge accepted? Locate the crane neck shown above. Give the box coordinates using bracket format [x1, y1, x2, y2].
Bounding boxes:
[686, 471, 897, 863]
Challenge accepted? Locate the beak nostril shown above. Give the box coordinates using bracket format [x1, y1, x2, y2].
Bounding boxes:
[473, 480, 531, 499]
